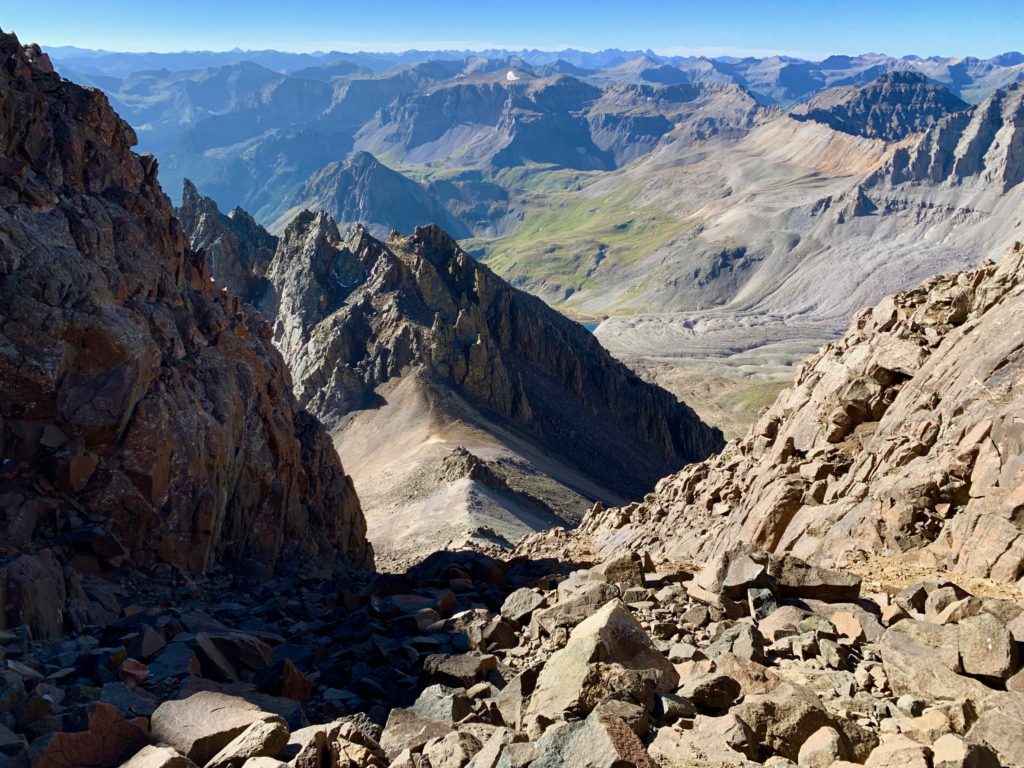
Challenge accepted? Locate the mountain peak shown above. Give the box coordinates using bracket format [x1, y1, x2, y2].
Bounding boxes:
[791, 70, 968, 141]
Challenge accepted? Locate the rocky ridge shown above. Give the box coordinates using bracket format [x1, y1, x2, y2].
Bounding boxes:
[875, 80, 1024, 190]
[259, 212, 723, 495]
[539, 242, 1024, 584]
[177, 180, 276, 307]
[274, 152, 471, 240]
[0, 29, 370, 643]
[791, 72, 969, 142]
[178, 190, 722, 563]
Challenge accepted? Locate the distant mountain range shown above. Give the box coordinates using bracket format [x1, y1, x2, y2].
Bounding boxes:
[39, 39, 1024, 395]
[49, 45, 1024, 103]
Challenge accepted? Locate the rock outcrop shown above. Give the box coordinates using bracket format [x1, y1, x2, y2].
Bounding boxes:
[878, 81, 1024, 190]
[791, 72, 968, 142]
[563, 242, 1024, 584]
[0, 29, 370, 639]
[177, 179, 276, 307]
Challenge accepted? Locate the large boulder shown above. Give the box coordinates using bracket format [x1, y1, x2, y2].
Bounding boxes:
[150, 692, 279, 766]
[119, 746, 197, 768]
[379, 709, 453, 761]
[958, 612, 1018, 679]
[529, 713, 659, 768]
[730, 682, 860, 762]
[527, 600, 677, 721]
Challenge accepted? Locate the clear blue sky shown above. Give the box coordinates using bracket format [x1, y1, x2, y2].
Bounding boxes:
[6, 0, 1023, 59]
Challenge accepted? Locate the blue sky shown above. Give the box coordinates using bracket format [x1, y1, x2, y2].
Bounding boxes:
[6, 0, 1023, 58]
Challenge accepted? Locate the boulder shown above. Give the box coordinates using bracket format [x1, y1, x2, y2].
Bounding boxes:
[119, 745, 197, 768]
[648, 718, 759, 766]
[30, 702, 148, 768]
[931, 734, 1001, 768]
[957, 613, 1018, 679]
[379, 709, 453, 760]
[531, 582, 620, 635]
[527, 600, 677, 720]
[205, 716, 289, 768]
[677, 672, 742, 713]
[797, 726, 847, 768]
[966, 692, 1024, 766]
[766, 555, 861, 601]
[150, 692, 277, 766]
[590, 553, 645, 587]
[465, 728, 524, 768]
[422, 731, 482, 768]
[499, 589, 545, 624]
[707, 623, 765, 663]
[494, 666, 539, 730]
[529, 713, 659, 768]
[410, 685, 472, 722]
[758, 606, 813, 641]
[879, 621, 992, 710]
[730, 682, 836, 761]
[423, 653, 497, 688]
[864, 734, 931, 768]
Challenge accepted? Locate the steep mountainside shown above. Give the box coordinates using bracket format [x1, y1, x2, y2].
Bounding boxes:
[791, 71, 968, 141]
[273, 151, 471, 238]
[875, 81, 1024, 191]
[561, 244, 1024, 584]
[0, 31, 370, 639]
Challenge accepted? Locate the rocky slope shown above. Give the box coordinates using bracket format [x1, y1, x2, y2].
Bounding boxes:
[0, 30, 370, 641]
[246, 208, 723, 564]
[790, 72, 968, 141]
[554, 243, 1024, 586]
[7, 543, 1022, 767]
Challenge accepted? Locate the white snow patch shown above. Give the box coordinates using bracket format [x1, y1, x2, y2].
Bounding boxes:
[506, 70, 520, 82]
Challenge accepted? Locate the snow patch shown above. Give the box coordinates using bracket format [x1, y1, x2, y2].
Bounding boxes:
[506, 70, 520, 82]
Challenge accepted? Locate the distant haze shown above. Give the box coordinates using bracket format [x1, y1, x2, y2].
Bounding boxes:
[6, 0, 1024, 59]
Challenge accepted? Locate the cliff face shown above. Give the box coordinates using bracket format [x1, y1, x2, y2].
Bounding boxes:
[263, 214, 724, 498]
[0, 30, 370, 631]
[568, 243, 1024, 584]
[879, 81, 1024, 190]
[791, 72, 968, 142]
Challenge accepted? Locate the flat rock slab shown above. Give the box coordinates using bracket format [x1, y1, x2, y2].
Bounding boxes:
[150, 691, 277, 766]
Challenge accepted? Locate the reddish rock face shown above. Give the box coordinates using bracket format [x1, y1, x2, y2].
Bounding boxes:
[0, 29, 370, 634]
